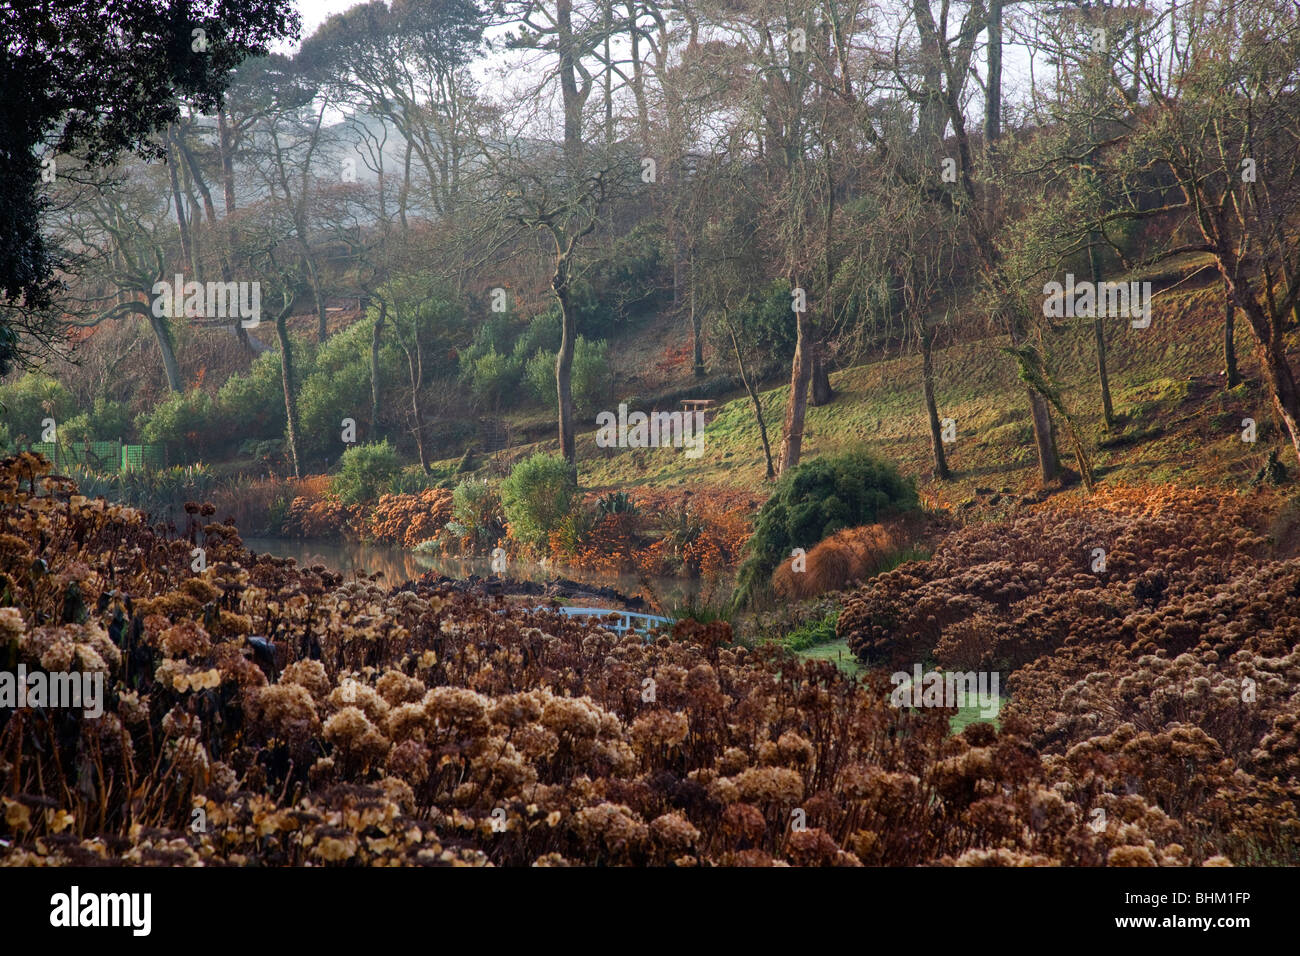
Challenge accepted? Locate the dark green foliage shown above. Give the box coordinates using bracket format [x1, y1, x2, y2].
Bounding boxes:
[523, 336, 611, 417]
[511, 311, 561, 360]
[596, 491, 636, 515]
[216, 350, 290, 444]
[135, 390, 218, 463]
[742, 280, 799, 360]
[463, 346, 522, 407]
[500, 453, 577, 550]
[714, 279, 799, 376]
[583, 222, 670, 327]
[240, 438, 287, 471]
[732, 451, 918, 608]
[60, 399, 133, 444]
[298, 316, 392, 461]
[332, 440, 402, 504]
[459, 313, 526, 407]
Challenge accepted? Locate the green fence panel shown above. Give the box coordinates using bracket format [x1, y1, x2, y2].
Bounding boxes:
[29, 441, 124, 472]
[80, 441, 122, 471]
[20, 440, 163, 473]
[121, 444, 165, 472]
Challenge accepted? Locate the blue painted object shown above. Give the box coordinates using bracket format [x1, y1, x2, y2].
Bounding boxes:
[534, 606, 672, 639]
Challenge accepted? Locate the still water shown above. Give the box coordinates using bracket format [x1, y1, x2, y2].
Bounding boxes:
[240, 536, 717, 611]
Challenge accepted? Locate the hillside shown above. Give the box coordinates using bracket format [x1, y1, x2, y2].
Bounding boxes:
[459, 262, 1292, 519]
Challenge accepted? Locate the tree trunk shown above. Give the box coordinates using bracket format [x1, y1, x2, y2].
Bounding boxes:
[1092, 316, 1114, 427]
[166, 129, 193, 276]
[214, 110, 252, 353]
[1009, 309, 1060, 483]
[626, 0, 650, 147]
[672, 248, 679, 309]
[555, 264, 577, 466]
[1027, 389, 1060, 482]
[1089, 241, 1115, 427]
[922, 324, 950, 480]
[405, 324, 430, 473]
[275, 308, 302, 479]
[178, 132, 252, 354]
[1262, 337, 1300, 465]
[179, 152, 204, 283]
[690, 288, 704, 378]
[778, 300, 813, 474]
[557, 0, 585, 164]
[602, 1, 613, 146]
[145, 310, 184, 393]
[1233, 283, 1300, 464]
[398, 139, 413, 234]
[306, 256, 328, 343]
[984, 0, 1002, 145]
[812, 163, 836, 409]
[811, 345, 834, 406]
[216, 109, 238, 216]
[725, 310, 775, 479]
[371, 302, 386, 439]
[1224, 281, 1241, 387]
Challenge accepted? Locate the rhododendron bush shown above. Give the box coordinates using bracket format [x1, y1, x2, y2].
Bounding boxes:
[0, 457, 1293, 866]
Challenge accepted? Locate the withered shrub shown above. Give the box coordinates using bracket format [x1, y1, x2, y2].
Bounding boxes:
[0, 462, 1293, 866]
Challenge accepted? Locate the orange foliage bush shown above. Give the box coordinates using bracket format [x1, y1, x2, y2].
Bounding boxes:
[284, 495, 364, 538]
[368, 489, 455, 548]
[560, 512, 645, 574]
[771, 523, 902, 600]
[554, 487, 757, 578]
[673, 505, 752, 579]
[279, 486, 454, 547]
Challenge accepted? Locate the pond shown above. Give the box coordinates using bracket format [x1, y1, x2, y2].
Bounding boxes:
[240, 536, 723, 612]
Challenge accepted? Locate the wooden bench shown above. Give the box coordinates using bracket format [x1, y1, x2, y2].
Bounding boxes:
[681, 399, 717, 423]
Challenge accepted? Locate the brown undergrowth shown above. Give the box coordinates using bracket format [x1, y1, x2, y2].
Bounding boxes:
[839, 484, 1300, 864]
[0, 459, 1290, 865]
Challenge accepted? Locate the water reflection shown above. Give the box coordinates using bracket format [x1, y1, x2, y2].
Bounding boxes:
[240, 537, 718, 609]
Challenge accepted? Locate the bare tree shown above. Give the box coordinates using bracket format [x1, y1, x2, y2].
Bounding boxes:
[481, 135, 637, 466]
[1101, 1, 1300, 461]
[49, 162, 189, 392]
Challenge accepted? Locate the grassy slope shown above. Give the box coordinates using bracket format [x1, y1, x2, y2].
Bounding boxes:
[446, 265, 1289, 518]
